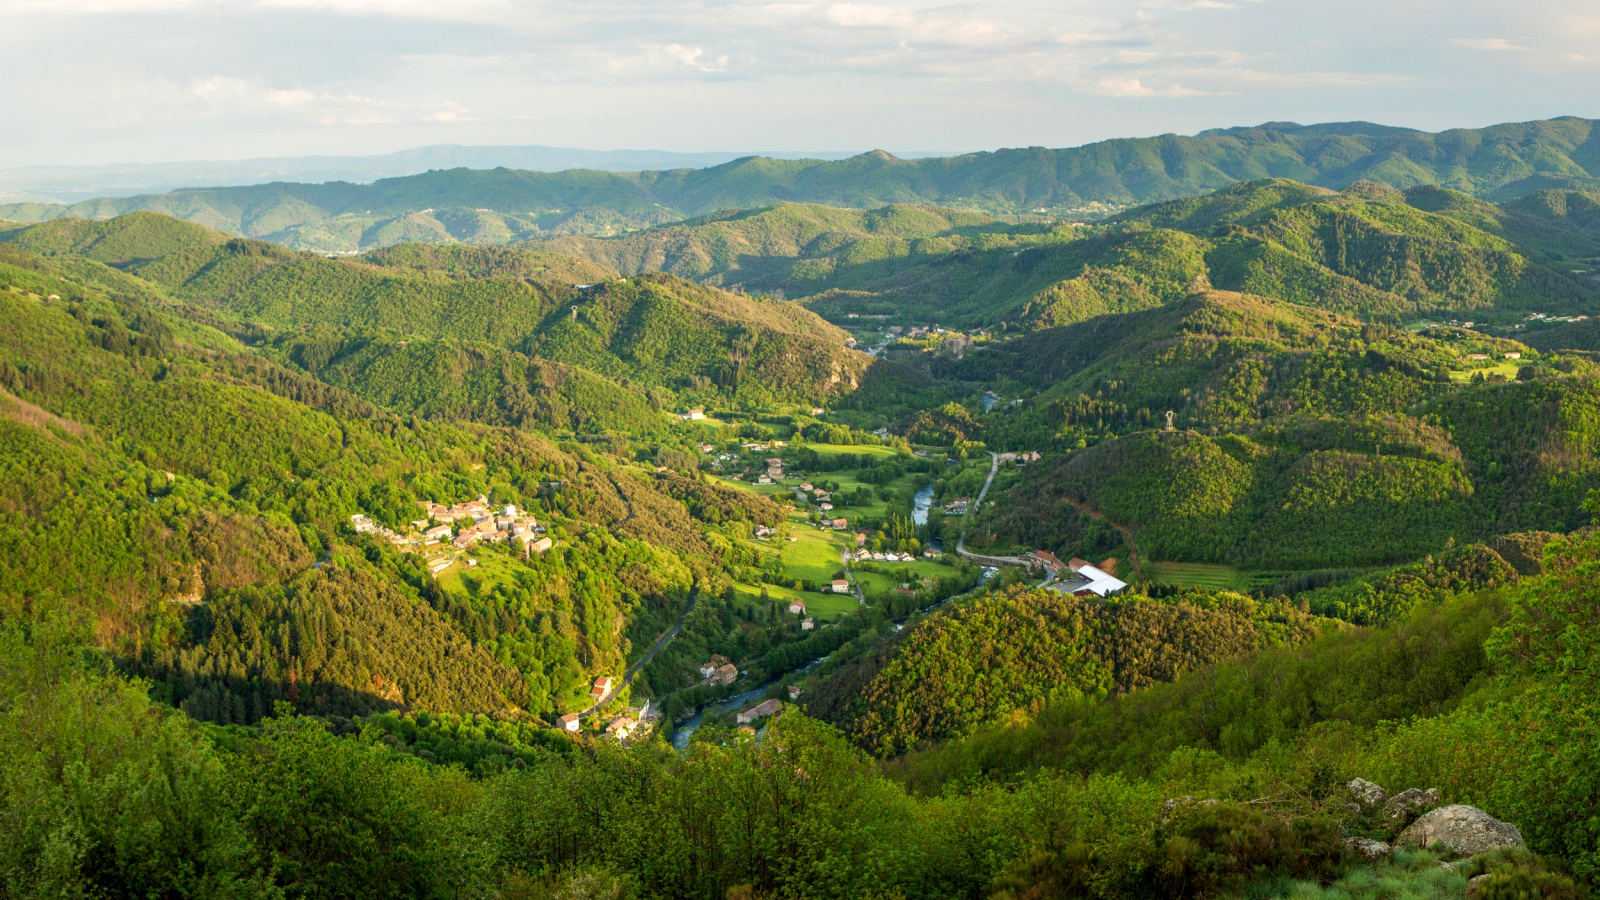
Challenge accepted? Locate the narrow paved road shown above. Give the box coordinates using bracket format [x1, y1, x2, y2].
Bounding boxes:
[955, 451, 1000, 557]
[840, 546, 865, 604]
[581, 588, 697, 719]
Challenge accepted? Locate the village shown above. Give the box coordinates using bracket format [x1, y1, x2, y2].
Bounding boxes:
[348, 494, 553, 576]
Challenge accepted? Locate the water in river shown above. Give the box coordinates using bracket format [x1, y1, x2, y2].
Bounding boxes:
[670, 683, 774, 749]
[912, 483, 934, 526]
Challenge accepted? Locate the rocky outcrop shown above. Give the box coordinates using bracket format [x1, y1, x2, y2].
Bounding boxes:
[1345, 837, 1393, 860]
[1384, 787, 1441, 823]
[1348, 778, 1389, 807]
[1399, 806, 1526, 855]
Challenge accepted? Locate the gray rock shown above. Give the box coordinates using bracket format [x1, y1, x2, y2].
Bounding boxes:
[1468, 874, 1492, 897]
[1159, 796, 1217, 815]
[1399, 805, 1526, 855]
[1348, 778, 1389, 806]
[1345, 836, 1392, 860]
[1384, 787, 1441, 822]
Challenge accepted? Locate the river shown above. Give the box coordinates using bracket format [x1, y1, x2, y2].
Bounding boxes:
[912, 483, 934, 526]
[669, 682, 777, 749]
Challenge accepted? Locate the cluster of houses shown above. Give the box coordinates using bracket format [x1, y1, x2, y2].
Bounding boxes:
[849, 547, 923, 563]
[996, 451, 1043, 464]
[420, 497, 552, 555]
[941, 497, 972, 516]
[756, 457, 785, 485]
[347, 495, 553, 575]
[555, 696, 660, 743]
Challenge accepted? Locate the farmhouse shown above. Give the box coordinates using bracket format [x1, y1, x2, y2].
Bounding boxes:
[787, 600, 806, 615]
[558, 714, 580, 732]
[1052, 562, 1128, 598]
[830, 579, 850, 593]
[714, 663, 739, 686]
[735, 699, 782, 725]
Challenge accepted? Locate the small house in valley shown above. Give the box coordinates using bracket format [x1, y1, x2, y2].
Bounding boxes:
[735, 698, 782, 725]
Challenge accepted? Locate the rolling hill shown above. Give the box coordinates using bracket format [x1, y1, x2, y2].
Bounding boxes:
[0, 213, 868, 408]
[541, 179, 1600, 329]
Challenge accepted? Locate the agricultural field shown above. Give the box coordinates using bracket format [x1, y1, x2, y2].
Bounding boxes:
[1145, 561, 1255, 592]
[1449, 362, 1524, 382]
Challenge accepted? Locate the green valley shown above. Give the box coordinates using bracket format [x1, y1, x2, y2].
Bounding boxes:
[7, 146, 1600, 900]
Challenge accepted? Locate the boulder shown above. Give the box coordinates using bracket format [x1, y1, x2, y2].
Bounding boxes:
[1384, 787, 1441, 822]
[1159, 796, 1218, 816]
[1398, 805, 1526, 855]
[1348, 778, 1389, 807]
[1345, 837, 1393, 860]
[1467, 874, 1492, 897]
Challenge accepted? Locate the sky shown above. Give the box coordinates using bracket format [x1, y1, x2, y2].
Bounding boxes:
[2, 0, 1598, 167]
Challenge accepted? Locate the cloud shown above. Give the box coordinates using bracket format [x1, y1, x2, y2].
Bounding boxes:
[1449, 37, 1532, 51]
[826, 3, 914, 29]
[0, 0, 197, 11]
[1090, 76, 1210, 97]
[254, 0, 508, 20]
[263, 87, 315, 105]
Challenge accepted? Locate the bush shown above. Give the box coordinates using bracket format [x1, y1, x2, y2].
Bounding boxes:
[1462, 849, 1588, 900]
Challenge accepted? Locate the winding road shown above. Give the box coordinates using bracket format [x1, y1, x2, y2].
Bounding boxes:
[580, 588, 697, 720]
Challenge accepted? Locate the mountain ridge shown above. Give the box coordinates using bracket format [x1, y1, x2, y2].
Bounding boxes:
[4, 117, 1599, 254]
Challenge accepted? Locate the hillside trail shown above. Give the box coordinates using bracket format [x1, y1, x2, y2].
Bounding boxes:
[580, 587, 697, 719]
[1063, 497, 1142, 579]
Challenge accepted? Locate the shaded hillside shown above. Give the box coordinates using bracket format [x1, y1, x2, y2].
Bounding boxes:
[4, 117, 1600, 253]
[270, 333, 667, 435]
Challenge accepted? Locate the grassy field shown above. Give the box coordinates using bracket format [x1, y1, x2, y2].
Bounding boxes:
[805, 591, 861, 619]
[433, 544, 527, 597]
[803, 442, 901, 459]
[784, 526, 849, 584]
[1450, 362, 1522, 382]
[1147, 561, 1251, 591]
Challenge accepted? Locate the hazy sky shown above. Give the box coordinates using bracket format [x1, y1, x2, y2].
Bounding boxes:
[3, 0, 1597, 167]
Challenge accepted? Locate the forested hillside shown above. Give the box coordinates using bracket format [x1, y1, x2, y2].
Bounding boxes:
[0, 213, 868, 409]
[4, 117, 1599, 253]
[803, 586, 1325, 755]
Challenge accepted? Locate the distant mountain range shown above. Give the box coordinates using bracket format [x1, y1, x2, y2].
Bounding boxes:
[2, 117, 1597, 255]
[0, 144, 930, 202]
